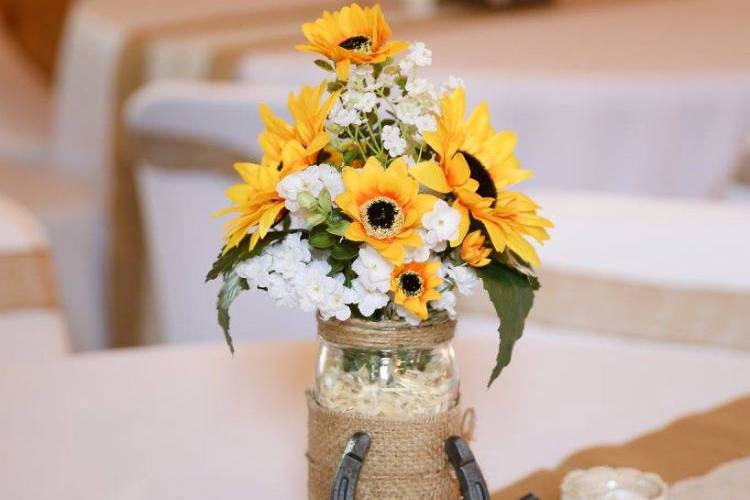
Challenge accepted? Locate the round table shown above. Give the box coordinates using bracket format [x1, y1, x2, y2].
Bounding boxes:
[1, 315, 749, 498]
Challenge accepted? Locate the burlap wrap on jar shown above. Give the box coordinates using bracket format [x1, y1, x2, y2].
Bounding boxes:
[308, 314, 464, 500]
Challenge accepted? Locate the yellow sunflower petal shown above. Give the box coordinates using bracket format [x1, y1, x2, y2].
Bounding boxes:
[410, 160, 451, 193]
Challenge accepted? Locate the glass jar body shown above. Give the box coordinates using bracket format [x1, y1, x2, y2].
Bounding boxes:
[314, 326, 459, 417]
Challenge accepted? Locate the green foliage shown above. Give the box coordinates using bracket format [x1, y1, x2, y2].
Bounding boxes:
[314, 59, 334, 72]
[205, 232, 283, 282]
[476, 261, 537, 387]
[309, 226, 337, 249]
[327, 81, 344, 92]
[216, 271, 246, 354]
[330, 242, 359, 260]
[326, 220, 350, 237]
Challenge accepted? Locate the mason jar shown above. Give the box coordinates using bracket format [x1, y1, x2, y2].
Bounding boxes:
[313, 312, 459, 417]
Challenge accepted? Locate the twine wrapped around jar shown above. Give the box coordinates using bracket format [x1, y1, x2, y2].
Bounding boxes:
[308, 313, 464, 499]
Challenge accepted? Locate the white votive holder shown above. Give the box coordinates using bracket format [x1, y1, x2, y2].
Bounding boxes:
[561, 466, 668, 500]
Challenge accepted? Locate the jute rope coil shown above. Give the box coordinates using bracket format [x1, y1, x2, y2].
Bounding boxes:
[307, 392, 463, 500]
[316, 312, 456, 350]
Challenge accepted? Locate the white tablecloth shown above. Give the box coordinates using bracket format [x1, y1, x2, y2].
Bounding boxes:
[0, 316, 749, 499]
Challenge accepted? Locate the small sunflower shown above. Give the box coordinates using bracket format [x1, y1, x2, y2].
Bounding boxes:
[391, 260, 442, 319]
[216, 163, 286, 253]
[454, 189, 552, 267]
[258, 82, 339, 173]
[460, 230, 492, 267]
[335, 156, 436, 264]
[296, 3, 408, 81]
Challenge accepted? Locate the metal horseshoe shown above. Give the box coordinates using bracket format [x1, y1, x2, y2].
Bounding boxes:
[329, 432, 371, 500]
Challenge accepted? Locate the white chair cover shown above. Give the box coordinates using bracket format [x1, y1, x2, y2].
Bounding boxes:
[0, 194, 69, 359]
[126, 81, 315, 344]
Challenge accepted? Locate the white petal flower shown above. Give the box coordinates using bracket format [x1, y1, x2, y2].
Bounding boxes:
[319, 277, 357, 321]
[267, 274, 297, 308]
[399, 42, 432, 72]
[294, 259, 334, 312]
[405, 78, 436, 99]
[235, 254, 273, 289]
[395, 100, 421, 125]
[330, 102, 361, 127]
[381, 124, 407, 157]
[345, 90, 378, 113]
[441, 75, 465, 95]
[410, 42, 432, 67]
[404, 235, 431, 263]
[432, 290, 457, 319]
[276, 167, 324, 211]
[415, 114, 437, 134]
[351, 279, 389, 317]
[314, 163, 344, 198]
[267, 233, 311, 278]
[422, 199, 460, 245]
[348, 65, 377, 92]
[445, 263, 480, 296]
[352, 245, 393, 293]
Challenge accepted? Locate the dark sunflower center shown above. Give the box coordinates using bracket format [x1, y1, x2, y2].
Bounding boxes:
[339, 35, 371, 52]
[399, 272, 424, 297]
[360, 196, 405, 239]
[461, 151, 497, 200]
[316, 149, 331, 164]
[367, 200, 397, 229]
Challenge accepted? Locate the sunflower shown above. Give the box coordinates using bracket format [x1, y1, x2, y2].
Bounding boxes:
[410, 87, 551, 264]
[460, 230, 492, 267]
[258, 82, 339, 173]
[391, 260, 442, 320]
[335, 156, 436, 264]
[454, 189, 552, 267]
[296, 3, 408, 81]
[216, 163, 286, 253]
[411, 87, 532, 203]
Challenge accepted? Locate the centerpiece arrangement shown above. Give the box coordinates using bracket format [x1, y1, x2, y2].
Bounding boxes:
[207, 3, 551, 497]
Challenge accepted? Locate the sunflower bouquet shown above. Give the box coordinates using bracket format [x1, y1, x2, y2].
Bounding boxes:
[207, 3, 551, 387]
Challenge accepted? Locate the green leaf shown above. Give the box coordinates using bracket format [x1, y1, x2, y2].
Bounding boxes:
[297, 192, 317, 211]
[317, 188, 332, 213]
[327, 81, 343, 92]
[309, 228, 337, 249]
[217, 271, 244, 354]
[314, 59, 334, 71]
[327, 256, 346, 275]
[476, 262, 536, 387]
[330, 242, 359, 260]
[326, 220, 350, 237]
[205, 232, 284, 282]
[306, 213, 327, 227]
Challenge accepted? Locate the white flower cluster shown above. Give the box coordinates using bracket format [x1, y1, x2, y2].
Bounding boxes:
[276, 164, 344, 227]
[235, 233, 355, 320]
[381, 124, 406, 158]
[235, 205, 478, 323]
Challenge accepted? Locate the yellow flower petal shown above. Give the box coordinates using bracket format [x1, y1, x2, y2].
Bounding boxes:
[410, 160, 451, 193]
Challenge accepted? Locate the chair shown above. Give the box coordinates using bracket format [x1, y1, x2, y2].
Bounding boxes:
[0, 193, 70, 360]
[125, 80, 315, 344]
[0, 22, 108, 350]
[461, 190, 750, 351]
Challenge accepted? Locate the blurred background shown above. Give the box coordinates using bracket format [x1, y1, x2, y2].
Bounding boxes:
[1, 0, 749, 356]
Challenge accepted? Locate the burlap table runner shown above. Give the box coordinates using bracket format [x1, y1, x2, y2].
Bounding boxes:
[491, 395, 750, 499]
